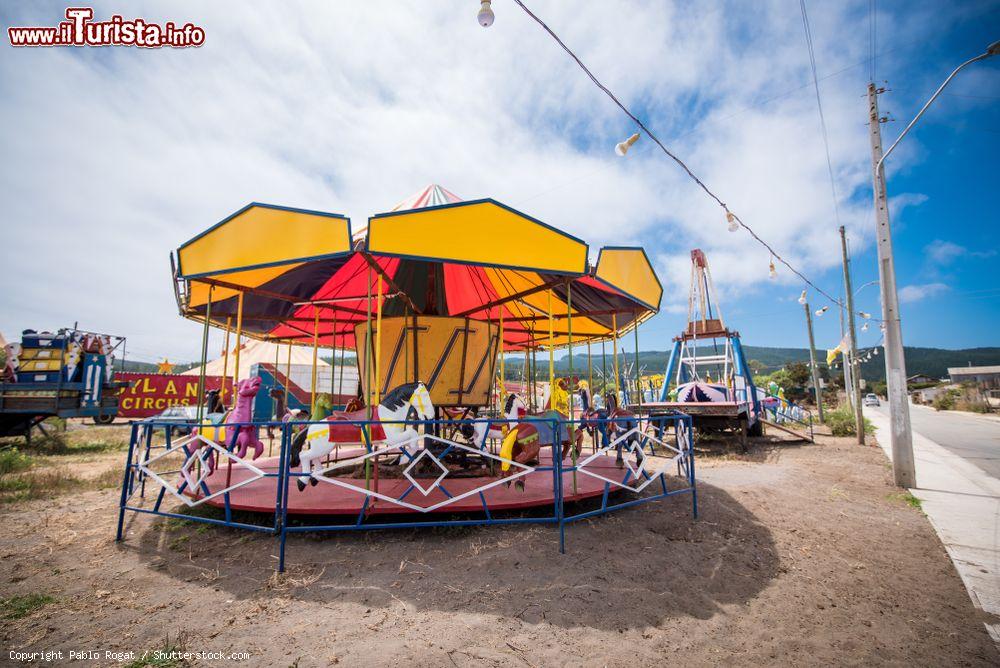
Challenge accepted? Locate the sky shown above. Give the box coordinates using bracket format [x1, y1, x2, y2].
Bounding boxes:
[1, 0, 998, 367]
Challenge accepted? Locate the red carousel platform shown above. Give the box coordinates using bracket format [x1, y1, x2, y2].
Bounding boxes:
[184, 450, 629, 516]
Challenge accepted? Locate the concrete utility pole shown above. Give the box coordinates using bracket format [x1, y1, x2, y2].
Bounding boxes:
[802, 301, 825, 422]
[840, 226, 864, 444]
[865, 43, 997, 486]
[867, 83, 916, 487]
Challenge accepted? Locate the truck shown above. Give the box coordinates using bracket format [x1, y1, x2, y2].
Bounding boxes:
[0, 328, 126, 441]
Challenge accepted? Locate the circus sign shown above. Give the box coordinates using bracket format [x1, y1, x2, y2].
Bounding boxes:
[116, 372, 231, 418]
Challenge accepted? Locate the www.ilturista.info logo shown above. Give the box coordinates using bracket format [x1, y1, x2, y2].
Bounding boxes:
[8, 7, 205, 48]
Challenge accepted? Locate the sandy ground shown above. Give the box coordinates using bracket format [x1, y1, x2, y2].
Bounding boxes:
[1, 429, 996, 667]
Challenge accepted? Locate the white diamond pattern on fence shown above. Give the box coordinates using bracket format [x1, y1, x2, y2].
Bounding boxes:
[309, 433, 535, 513]
[576, 424, 689, 493]
[137, 433, 266, 507]
[403, 449, 450, 496]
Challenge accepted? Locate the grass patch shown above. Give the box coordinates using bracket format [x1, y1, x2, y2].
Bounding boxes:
[0, 448, 32, 475]
[825, 406, 874, 438]
[888, 491, 923, 510]
[0, 424, 132, 456]
[0, 594, 55, 620]
[0, 465, 123, 505]
[168, 534, 191, 551]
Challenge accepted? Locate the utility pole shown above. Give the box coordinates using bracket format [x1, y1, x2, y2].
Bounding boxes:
[837, 297, 851, 409]
[840, 225, 864, 444]
[802, 301, 825, 422]
[868, 82, 916, 487]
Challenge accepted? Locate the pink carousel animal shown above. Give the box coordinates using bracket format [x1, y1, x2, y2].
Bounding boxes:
[193, 376, 264, 472]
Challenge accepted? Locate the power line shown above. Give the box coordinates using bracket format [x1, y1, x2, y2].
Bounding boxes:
[513, 0, 845, 307]
[799, 0, 844, 233]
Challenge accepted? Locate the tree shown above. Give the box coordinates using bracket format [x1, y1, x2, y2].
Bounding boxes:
[786, 362, 810, 387]
[748, 359, 766, 375]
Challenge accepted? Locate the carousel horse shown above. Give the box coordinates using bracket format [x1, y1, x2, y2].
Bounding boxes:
[192, 376, 264, 472]
[289, 381, 434, 492]
[495, 403, 585, 490]
[496, 411, 582, 489]
[578, 386, 644, 469]
[458, 393, 529, 445]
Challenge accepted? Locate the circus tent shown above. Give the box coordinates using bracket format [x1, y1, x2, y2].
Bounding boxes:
[181, 338, 328, 380]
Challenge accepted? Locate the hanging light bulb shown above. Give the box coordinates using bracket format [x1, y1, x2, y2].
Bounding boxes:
[477, 0, 495, 27]
[862, 321, 869, 331]
[615, 133, 640, 156]
[726, 211, 739, 232]
[874, 348, 879, 356]
[859, 311, 871, 319]
[768, 257, 777, 279]
[815, 306, 828, 317]
[798, 290, 807, 305]
[880, 323, 886, 332]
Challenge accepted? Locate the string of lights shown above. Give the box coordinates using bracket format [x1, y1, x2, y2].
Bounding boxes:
[509, 0, 846, 308]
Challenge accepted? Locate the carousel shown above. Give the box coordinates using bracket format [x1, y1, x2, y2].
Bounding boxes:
[116, 185, 695, 569]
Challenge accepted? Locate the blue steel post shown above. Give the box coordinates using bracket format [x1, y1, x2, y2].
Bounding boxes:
[116, 422, 139, 541]
[685, 416, 698, 518]
[273, 423, 288, 533]
[556, 416, 565, 553]
[278, 422, 293, 572]
[139, 424, 153, 498]
[657, 339, 681, 401]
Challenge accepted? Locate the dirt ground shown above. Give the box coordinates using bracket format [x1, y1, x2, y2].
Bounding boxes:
[1, 427, 996, 667]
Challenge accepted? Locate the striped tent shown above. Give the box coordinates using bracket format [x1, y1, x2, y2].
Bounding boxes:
[172, 185, 663, 351]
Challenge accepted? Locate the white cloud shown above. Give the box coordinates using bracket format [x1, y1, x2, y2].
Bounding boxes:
[0, 1, 979, 360]
[925, 239, 995, 266]
[898, 282, 949, 303]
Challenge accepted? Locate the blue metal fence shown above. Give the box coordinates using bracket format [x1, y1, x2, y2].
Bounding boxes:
[116, 413, 695, 572]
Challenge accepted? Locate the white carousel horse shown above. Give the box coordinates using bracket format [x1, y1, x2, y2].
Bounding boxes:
[459, 393, 528, 446]
[288, 381, 434, 492]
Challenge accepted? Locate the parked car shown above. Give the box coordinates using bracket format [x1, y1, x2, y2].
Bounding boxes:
[863, 393, 880, 407]
[142, 405, 200, 434]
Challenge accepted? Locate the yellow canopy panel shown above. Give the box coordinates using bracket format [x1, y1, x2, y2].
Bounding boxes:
[365, 199, 589, 275]
[177, 203, 352, 279]
[594, 247, 663, 311]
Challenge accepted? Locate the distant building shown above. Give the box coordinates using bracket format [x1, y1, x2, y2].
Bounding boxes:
[947, 366, 1000, 389]
[907, 373, 937, 385]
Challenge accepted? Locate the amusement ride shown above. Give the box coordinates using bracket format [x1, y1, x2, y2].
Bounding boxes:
[115, 185, 697, 571]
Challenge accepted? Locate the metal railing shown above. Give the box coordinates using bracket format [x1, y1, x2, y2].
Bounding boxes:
[760, 393, 814, 441]
[116, 413, 696, 572]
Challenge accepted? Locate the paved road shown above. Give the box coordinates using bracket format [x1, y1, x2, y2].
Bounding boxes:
[871, 403, 1000, 478]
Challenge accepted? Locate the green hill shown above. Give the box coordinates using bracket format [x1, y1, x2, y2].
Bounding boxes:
[504, 345, 1000, 382]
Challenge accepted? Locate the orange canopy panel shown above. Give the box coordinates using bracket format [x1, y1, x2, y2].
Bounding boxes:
[173, 185, 663, 350]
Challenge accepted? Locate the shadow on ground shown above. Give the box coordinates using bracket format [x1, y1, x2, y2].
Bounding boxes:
[124, 477, 778, 632]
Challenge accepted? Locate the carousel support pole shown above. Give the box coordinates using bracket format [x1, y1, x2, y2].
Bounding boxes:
[566, 282, 577, 493]
[270, 339, 279, 457]
[634, 312, 642, 413]
[337, 338, 345, 404]
[310, 309, 319, 417]
[601, 338, 608, 391]
[587, 340, 593, 400]
[195, 286, 214, 424]
[612, 314, 621, 405]
[233, 291, 244, 386]
[284, 342, 292, 408]
[220, 317, 232, 405]
[373, 274, 384, 501]
[364, 263, 373, 493]
[498, 308, 505, 407]
[330, 315, 337, 397]
[547, 290, 555, 405]
[375, 274, 384, 406]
